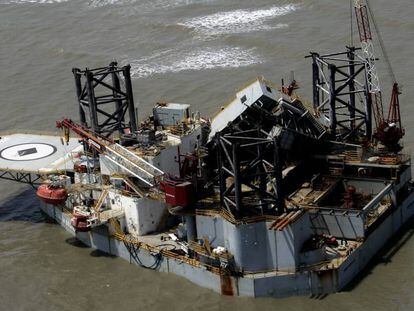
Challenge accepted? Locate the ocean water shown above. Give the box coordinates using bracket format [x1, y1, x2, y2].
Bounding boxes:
[1, 0, 414, 310]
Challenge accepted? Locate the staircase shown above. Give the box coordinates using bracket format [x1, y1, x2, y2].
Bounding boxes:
[104, 143, 164, 187]
[327, 157, 345, 176]
[294, 100, 326, 139]
[344, 148, 363, 162]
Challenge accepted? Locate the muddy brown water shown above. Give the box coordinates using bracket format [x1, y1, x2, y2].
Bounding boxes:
[1, 1, 414, 310]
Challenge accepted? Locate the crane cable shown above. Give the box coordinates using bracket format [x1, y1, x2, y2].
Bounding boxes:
[365, 0, 397, 84]
[349, 0, 354, 47]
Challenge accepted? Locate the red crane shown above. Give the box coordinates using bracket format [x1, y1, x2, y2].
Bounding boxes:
[353, 0, 404, 150]
[378, 83, 405, 150]
[56, 118, 113, 153]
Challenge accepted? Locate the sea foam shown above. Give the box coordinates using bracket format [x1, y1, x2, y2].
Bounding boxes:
[129, 47, 262, 78]
[178, 4, 297, 35]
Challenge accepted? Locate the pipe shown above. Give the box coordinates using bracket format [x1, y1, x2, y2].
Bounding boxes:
[85, 69, 99, 133]
[185, 215, 197, 242]
[362, 183, 393, 212]
[232, 142, 242, 216]
[123, 65, 138, 133]
[73, 68, 86, 126]
[273, 138, 285, 214]
[110, 61, 124, 135]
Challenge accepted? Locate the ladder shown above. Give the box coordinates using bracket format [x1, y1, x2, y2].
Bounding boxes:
[122, 176, 145, 198]
[93, 189, 109, 213]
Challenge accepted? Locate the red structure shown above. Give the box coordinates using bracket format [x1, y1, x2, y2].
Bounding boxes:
[71, 213, 91, 232]
[161, 180, 194, 207]
[354, 1, 404, 150]
[344, 185, 357, 209]
[376, 83, 405, 151]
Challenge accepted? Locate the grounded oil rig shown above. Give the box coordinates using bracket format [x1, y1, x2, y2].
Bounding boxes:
[0, 0, 412, 298]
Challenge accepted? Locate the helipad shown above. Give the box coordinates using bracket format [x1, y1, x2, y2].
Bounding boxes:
[0, 133, 82, 174]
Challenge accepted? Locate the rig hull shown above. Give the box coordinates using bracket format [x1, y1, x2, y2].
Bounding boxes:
[40, 190, 414, 298]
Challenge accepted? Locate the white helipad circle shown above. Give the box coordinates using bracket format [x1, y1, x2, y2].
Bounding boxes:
[0, 143, 57, 161]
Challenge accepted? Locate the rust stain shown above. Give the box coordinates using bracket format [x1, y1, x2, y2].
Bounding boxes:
[220, 273, 234, 296]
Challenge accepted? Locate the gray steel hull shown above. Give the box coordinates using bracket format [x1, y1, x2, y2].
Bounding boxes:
[39, 191, 414, 298]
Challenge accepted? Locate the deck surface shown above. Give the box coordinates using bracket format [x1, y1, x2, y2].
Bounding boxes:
[0, 133, 82, 174]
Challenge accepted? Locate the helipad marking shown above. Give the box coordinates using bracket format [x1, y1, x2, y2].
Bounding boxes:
[0, 143, 57, 161]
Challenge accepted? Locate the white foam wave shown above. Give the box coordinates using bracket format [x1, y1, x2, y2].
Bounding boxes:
[178, 4, 297, 35]
[129, 47, 262, 78]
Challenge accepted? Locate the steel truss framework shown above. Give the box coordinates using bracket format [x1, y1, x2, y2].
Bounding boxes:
[309, 47, 372, 141]
[0, 171, 43, 187]
[73, 62, 138, 138]
[220, 97, 326, 143]
[216, 129, 285, 219]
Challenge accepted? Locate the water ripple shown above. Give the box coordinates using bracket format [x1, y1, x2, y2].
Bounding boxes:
[0, 0, 70, 3]
[0, 0, 216, 7]
[88, 0, 216, 9]
[128, 47, 262, 78]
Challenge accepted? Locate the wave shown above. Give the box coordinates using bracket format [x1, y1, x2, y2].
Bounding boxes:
[178, 4, 297, 35]
[128, 47, 262, 78]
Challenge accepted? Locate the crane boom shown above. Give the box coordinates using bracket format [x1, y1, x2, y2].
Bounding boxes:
[353, 0, 404, 151]
[354, 0, 384, 128]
